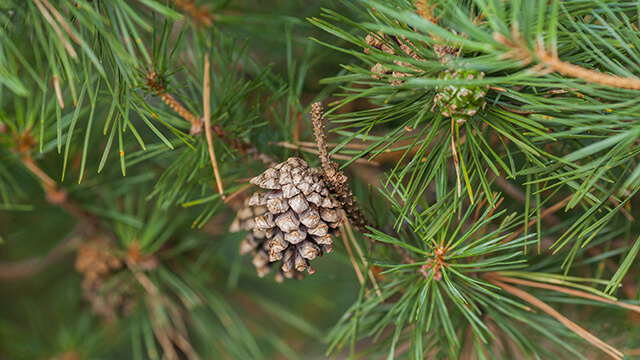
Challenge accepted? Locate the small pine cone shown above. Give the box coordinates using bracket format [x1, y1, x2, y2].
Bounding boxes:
[433, 69, 489, 124]
[75, 239, 135, 322]
[247, 157, 343, 277]
[75, 239, 123, 277]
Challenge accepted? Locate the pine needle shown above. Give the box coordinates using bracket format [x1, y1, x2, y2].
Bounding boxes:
[203, 52, 225, 200]
[341, 226, 365, 286]
[491, 275, 640, 314]
[490, 278, 624, 360]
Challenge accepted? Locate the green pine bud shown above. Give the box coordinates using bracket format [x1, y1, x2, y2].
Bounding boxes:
[433, 69, 489, 124]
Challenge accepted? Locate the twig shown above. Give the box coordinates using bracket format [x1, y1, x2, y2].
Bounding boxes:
[489, 278, 624, 360]
[21, 155, 57, 190]
[223, 183, 253, 204]
[145, 70, 203, 133]
[310, 102, 372, 231]
[148, 303, 179, 360]
[288, 140, 372, 150]
[0, 230, 79, 280]
[203, 53, 225, 200]
[535, 44, 640, 90]
[20, 154, 93, 221]
[494, 30, 640, 90]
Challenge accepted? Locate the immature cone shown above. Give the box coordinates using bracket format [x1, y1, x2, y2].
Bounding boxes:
[433, 69, 489, 124]
[247, 157, 342, 276]
[75, 239, 135, 322]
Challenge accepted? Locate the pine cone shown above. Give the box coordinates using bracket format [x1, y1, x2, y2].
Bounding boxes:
[433, 69, 488, 124]
[230, 198, 302, 281]
[247, 157, 343, 277]
[75, 239, 135, 322]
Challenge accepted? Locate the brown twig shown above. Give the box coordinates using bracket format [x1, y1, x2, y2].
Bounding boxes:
[145, 70, 203, 134]
[203, 53, 225, 200]
[488, 277, 624, 360]
[494, 30, 640, 91]
[536, 44, 640, 90]
[166, 328, 201, 360]
[310, 102, 372, 231]
[148, 303, 179, 360]
[0, 230, 79, 280]
[0, 130, 101, 281]
[310, 103, 416, 264]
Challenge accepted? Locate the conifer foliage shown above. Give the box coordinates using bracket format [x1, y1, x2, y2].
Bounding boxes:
[1, 1, 640, 359]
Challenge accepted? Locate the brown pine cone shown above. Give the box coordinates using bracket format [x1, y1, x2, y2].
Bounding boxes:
[247, 157, 343, 277]
[74, 239, 135, 322]
[230, 198, 302, 281]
